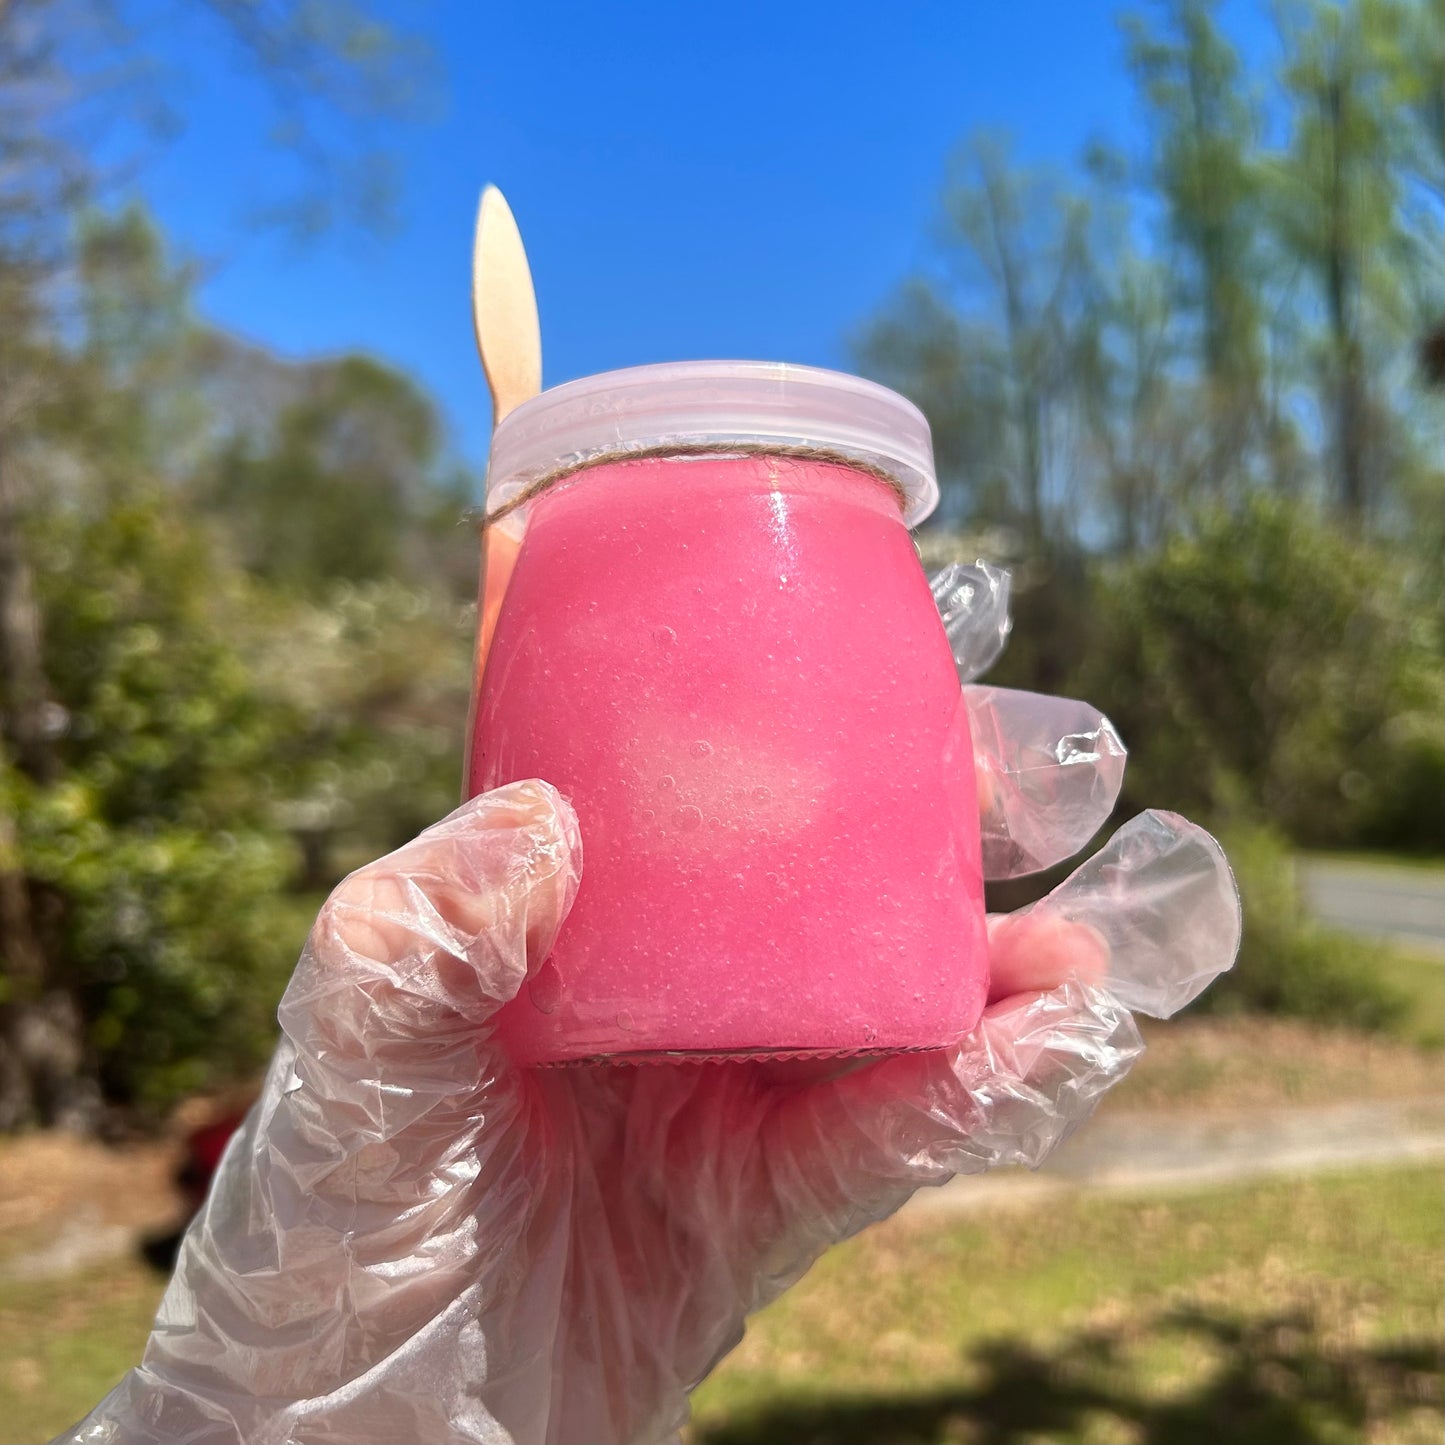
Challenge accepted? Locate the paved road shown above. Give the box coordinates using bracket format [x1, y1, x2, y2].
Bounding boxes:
[1299, 858, 1445, 958]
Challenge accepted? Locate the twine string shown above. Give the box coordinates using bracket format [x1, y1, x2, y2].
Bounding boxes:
[480, 442, 909, 528]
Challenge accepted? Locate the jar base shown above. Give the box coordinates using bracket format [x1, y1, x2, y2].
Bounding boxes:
[520, 1039, 959, 1068]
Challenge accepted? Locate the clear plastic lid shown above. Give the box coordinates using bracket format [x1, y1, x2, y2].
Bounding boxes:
[484, 361, 939, 528]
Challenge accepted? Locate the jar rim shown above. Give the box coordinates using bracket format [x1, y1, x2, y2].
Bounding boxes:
[482, 361, 939, 528]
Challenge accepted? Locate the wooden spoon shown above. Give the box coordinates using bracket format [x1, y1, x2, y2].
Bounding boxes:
[468, 186, 541, 736]
[473, 184, 542, 429]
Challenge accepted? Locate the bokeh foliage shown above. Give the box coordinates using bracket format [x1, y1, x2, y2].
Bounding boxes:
[1, 208, 472, 1126]
[2, 0, 1443, 1127]
[862, 0, 1443, 1034]
[1074, 497, 1444, 850]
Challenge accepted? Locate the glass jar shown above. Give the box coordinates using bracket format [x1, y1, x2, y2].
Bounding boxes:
[467, 362, 987, 1064]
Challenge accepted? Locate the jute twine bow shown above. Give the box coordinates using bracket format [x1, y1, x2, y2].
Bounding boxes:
[479, 442, 910, 529]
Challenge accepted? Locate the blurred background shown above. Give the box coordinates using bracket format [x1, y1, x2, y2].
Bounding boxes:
[0, 0, 1440, 1440]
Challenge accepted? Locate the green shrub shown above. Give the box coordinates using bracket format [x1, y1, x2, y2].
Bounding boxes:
[9, 770, 297, 1112]
[1193, 823, 1412, 1032]
[7, 485, 473, 1123]
[1071, 497, 1445, 852]
[7, 495, 303, 1115]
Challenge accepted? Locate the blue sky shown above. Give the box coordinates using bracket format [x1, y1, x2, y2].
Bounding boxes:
[129, 0, 1275, 473]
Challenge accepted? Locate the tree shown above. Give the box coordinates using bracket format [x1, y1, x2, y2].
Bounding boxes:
[1270, 0, 1443, 520]
[853, 280, 1012, 531]
[242, 578, 472, 890]
[0, 0, 431, 1128]
[0, 204, 476, 1127]
[856, 138, 1095, 550]
[0, 10, 92, 1123]
[855, 0, 1443, 867]
[0, 0, 432, 798]
[943, 140, 1092, 547]
[1122, 0, 1270, 493]
[0, 483, 309, 1124]
[200, 352, 458, 594]
[1072, 249, 1204, 555]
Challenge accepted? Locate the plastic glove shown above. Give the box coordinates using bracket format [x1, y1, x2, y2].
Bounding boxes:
[61, 562, 1241, 1445]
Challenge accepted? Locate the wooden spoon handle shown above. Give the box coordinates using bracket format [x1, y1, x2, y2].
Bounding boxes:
[472, 185, 542, 428]
[465, 186, 541, 793]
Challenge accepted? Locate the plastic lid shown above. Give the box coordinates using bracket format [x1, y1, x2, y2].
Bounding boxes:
[484, 361, 939, 527]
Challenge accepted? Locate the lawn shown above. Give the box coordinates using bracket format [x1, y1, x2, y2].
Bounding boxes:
[3, 1167, 1440, 1444]
[4, 906, 1440, 1444]
[690, 1167, 1445, 1445]
[1374, 950, 1445, 1050]
[1122, 1015, 1443, 1111]
[0, 1259, 164, 1443]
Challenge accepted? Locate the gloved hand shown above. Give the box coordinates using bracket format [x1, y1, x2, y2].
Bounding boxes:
[62, 563, 1240, 1445]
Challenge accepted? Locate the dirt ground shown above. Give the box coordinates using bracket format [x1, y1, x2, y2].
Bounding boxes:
[0, 1134, 177, 1259]
[0, 1088, 257, 1275]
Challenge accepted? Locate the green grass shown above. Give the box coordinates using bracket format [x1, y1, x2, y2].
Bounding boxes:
[4, 1169, 1440, 1444]
[1373, 948, 1445, 1049]
[691, 1166, 1445, 1445]
[1299, 845, 1445, 1049]
[1122, 1016, 1444, 1111]
[0, 1257, 164, 1443]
